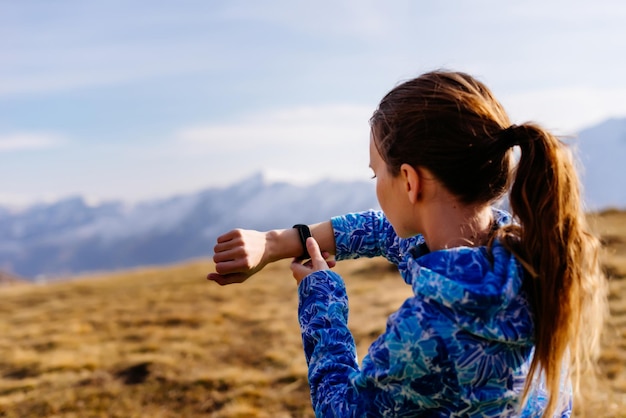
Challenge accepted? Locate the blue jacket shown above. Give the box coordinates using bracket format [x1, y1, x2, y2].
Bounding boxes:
[298, 209, 571, 417]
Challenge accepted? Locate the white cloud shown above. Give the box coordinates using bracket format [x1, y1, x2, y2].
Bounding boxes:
[503, 86, 626, 135]
[0, 41, 223, 97]
[0, 132, 66, 152]
[176, 104, 373, 152]
[220, 0, 398, 40]
[172, 104, 375, 190]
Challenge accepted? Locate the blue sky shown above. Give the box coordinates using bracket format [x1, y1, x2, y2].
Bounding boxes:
[1, 0, 625, 205]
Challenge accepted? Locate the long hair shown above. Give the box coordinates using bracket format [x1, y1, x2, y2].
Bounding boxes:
[370, 70, 607, 416]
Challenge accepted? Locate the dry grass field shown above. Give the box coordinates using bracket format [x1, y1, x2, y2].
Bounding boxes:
[0, 210, 625, 417]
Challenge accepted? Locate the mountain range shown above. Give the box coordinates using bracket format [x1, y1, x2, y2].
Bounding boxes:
[1, 117, 624, 279]
[0, 174, 379, 279]
[576, 117, 626, 211]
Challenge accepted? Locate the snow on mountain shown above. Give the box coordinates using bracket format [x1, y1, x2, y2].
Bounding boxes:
[0, 173, 378, 279]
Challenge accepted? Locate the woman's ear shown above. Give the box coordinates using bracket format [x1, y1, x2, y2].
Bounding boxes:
[400, 163, 420, 204]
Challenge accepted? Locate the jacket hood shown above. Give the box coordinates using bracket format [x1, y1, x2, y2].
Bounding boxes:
[398, 211, 534, 345]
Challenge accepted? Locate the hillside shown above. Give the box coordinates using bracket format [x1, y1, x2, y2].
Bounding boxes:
[0, 210, 625, 417]
[0, 271, 24, 286]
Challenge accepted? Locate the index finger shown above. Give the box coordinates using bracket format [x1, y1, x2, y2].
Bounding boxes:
[216, 229, 243, 243]
[214, 230, 245, 253]
[305, 237, 328, 270]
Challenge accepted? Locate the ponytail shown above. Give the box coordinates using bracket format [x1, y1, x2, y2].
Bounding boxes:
[497, 124, 607, 416]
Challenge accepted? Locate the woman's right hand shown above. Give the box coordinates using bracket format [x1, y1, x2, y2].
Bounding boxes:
[207, 221, 336, 286]
[207, 229, 270, 286]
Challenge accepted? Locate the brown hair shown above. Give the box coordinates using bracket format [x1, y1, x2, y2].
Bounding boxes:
[371, 70, 607, 416]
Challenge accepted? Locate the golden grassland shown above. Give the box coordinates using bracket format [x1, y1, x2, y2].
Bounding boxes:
[0, 210, 625, 417]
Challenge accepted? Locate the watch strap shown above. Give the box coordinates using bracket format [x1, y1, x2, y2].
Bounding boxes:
[292, 224, 312, 260]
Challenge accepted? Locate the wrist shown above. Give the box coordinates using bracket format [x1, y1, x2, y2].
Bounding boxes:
[266, 228, 302, 263]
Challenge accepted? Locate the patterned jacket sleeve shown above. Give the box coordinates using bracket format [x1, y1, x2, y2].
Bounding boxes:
[332, 210, 420, 265]
[298, 269, 450, 417]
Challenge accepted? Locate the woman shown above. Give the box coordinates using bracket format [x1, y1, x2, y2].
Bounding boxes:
[208, 71, 606, 417]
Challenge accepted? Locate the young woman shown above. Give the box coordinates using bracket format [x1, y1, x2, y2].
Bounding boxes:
[208, 71, 607, 417]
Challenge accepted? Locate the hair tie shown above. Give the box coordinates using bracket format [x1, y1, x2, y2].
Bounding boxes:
[499, 124, 520, 148]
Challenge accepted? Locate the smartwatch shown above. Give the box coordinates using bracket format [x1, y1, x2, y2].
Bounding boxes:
[292, 224, 312, 260]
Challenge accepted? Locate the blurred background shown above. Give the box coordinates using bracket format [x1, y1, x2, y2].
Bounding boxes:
[1, 0, 625, 278]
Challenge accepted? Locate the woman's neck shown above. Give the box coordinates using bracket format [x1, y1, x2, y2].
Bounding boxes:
[419, 201, 494, 252]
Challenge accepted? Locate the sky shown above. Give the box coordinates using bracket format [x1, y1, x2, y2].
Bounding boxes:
[1, 0, 625, 206]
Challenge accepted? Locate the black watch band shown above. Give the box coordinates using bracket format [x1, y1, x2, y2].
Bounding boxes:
[292, 224, 312, 260]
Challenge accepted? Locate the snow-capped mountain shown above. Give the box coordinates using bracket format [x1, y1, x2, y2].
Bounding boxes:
[0, 174, 378, 279]
[575, 118, 626, 211]
[0, 117, 623, 279]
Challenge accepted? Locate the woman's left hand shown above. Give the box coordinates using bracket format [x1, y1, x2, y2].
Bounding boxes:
[290, 237, 333, 285]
